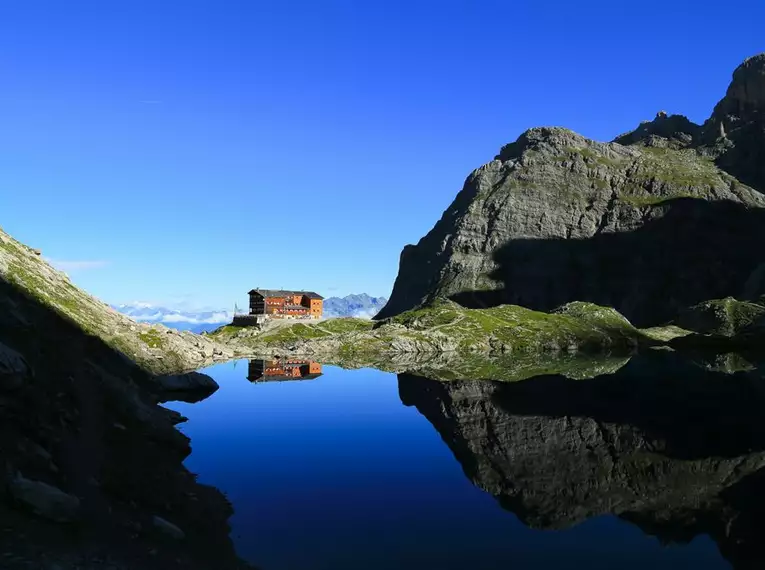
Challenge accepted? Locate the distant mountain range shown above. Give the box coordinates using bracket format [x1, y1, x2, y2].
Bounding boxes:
[322, 293, 388, 319]
[112, 303, 233, 333]
[112, 293, 389, 333]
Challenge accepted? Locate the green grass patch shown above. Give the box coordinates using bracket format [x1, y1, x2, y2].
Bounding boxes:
[318, 318, 375, 334]
[138, 328, 165, 349]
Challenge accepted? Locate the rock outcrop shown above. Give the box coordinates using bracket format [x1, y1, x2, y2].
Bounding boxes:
[377, 54, 765, 326]
[704, 53, 765, 191]
[0, 239, 252, 567]
[675, 297, 765, 337]
[398, 352, 765, 568]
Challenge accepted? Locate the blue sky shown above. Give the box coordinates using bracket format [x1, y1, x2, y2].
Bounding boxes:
[1, 0, 762, 310]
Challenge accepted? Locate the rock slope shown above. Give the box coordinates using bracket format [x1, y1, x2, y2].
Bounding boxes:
[377, 54, 765, 326]
[0, 226, 238, 375]
[0, 255, 252, 568]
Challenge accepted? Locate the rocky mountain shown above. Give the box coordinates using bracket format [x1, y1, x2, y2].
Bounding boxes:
[322, 293, 388, 318]
[377, 53, 765, 326]
[398, 352, 765, 568]
[704, 53, 765, 192]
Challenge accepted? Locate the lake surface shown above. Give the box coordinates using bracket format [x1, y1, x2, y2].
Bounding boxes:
[165, 354, 765, 569]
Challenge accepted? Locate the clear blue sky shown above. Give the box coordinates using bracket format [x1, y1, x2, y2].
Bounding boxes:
[1, 0, 762, 310]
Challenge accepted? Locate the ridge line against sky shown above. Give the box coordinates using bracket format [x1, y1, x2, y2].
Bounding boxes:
[1, 0, 763, 309]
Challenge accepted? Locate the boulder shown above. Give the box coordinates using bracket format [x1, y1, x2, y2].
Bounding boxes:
[152, 515, 185, 540]
[9, 474, 80, 522]
[153, 371, 219, 403]
[155, 371, 218, 393]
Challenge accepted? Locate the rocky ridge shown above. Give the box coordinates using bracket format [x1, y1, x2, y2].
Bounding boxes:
[377, 54, 765, 326]
[0, 227, 240, 376]
[704, 53, 765, 191]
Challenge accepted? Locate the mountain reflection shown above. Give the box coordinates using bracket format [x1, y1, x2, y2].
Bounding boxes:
[398, 351, 765, 570]
[247, 358, 323, 382]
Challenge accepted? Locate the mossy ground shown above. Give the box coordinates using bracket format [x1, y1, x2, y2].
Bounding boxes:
[677, 297, 765, 337]
[386, 299, 640, 353]
[210, 318, 374, 347]
[138, 328, 165, 349]
[217, 299, 646, 359]
[640, 325, 694, 342]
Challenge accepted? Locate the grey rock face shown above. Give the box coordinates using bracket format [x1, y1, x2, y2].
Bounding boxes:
[9, 475, 80, 522]
[614, 111, 701, 148]
[0, 341, 30, 390]
[704, 54, 765, 191]
[377, 55, 765, 326]
[152, 515, 186, 540]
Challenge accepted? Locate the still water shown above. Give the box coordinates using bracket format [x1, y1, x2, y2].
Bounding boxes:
[164, 355, 757, 570]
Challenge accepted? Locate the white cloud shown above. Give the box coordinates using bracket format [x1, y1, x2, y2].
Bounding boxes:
[45, 258, 109, 272]
[161, 312, 231, 324]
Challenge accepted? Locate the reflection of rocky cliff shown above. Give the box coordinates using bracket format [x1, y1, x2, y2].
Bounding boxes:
[398, 353, 765, 569]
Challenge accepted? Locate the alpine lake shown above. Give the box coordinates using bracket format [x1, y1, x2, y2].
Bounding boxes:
[163, 350, 765, 570]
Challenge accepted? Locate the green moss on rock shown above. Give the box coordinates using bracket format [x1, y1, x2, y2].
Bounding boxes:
[676, 297, 765, 337]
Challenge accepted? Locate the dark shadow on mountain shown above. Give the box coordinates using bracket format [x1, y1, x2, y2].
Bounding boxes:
[713, 123, 765, 194]
[0, 277, 253, 569]
[451, 197, 765, 327]
[398, 349, 765, 569]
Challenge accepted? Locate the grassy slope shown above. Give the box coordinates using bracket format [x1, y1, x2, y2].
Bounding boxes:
[212, 317, 374, 345]
[386, 299, 640, 352]
[0, 227, 231, 374]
